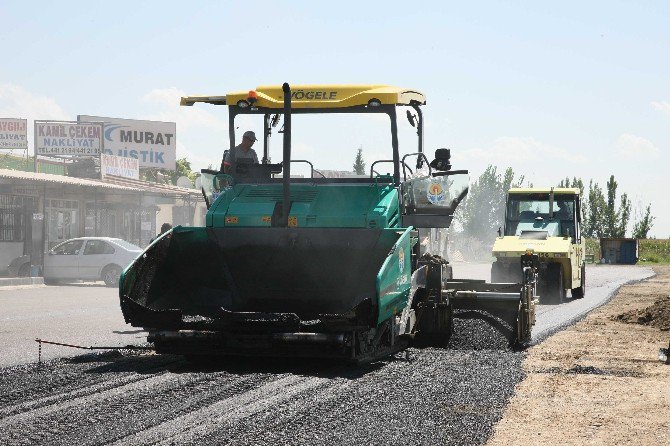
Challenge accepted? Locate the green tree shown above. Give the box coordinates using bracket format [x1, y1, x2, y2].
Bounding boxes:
[353, 147, 366, 175]
[141, 157, 196, 186]
[632, 204, 655, 239]
[456, 165, 524, 241]
[171, 158, 197, 185]
[604, 175, 618, 237]
[602, 175, 631, 237]
[616, 192, 631, 237]
[584, 180, 606, 238]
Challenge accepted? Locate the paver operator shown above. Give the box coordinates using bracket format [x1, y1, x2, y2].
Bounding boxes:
[221, 130, 259, 173]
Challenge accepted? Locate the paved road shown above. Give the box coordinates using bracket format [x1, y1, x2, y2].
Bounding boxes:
[0, 265, 654, 368]
[0, 284, 145, 367]
[0, 265, 655, 445]
[452, 263, 655, 342]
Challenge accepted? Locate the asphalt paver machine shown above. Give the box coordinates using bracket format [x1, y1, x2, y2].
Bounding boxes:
[119, 83, 539, 362]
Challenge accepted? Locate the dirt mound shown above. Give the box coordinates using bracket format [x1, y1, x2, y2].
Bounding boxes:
[613, 295, 670, 330]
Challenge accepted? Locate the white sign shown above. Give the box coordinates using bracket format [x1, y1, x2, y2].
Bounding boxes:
[0, 118, 28, 150]
[101, 153, 140, 180]
[78, 115, 176, 170]
[35, 121, 103, 156]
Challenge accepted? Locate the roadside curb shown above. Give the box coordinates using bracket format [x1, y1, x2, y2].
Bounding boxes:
[0, 277, 44, 287]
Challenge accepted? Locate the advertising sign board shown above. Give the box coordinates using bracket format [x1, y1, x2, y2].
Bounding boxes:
[0, 118, 28, 150]
[78, 115, 176, 170]
[34, 121, 103, 156]
[101, 153, 140, 180]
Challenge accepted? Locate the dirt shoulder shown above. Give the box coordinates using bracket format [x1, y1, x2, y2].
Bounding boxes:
[488, 266, 670, 446]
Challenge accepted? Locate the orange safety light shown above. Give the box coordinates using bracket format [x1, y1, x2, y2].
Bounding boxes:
[248, 90, 258, 104]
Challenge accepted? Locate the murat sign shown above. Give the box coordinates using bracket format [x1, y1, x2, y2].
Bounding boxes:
[78, 115, 176, 170]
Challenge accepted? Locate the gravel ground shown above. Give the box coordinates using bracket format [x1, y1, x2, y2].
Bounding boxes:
[0, 265, 650, 445]
[0, 344, 522, 446]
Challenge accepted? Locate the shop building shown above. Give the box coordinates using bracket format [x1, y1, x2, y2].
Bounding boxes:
[0, 168, 204, 275]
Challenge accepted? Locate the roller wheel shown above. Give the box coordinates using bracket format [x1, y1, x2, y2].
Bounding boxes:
[540, 263, 565, 305]
[571, 263, 586, 299]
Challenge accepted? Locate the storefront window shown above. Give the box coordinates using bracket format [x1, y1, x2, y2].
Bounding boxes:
[46, 199, 79, 248]
[85, 202, 118, 238]
[0, 195, 36, 242]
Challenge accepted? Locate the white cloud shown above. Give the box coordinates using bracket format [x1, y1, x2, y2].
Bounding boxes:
[142, 87, 228, 133]
[454, 136, 588, 165]
[0, 83, 71, 155]
[142, 87, 232, 170]
[651, 101, 670, 117]
[177, 142, 218, 170]
[0, 83, 70, 121]
[615, 133, 661, 158]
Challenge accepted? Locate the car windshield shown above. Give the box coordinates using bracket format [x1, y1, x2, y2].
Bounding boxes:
[505, 194, 575, 236]
[110, 239, 142, 251]
[507, 195, 574, 221]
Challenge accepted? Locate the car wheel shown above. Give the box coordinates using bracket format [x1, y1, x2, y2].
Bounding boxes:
[571, 263, 586, 299]
[102, 265, 122, 287]
[18, 263, 31, 277]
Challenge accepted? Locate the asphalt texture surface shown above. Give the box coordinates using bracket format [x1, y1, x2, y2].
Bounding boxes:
[452, 263, 655, 342]
[0, 283, 144, 367]
[0, 265, 652, 445]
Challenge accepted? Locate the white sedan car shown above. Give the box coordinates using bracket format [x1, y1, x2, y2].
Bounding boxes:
[44, 237, 143, 287]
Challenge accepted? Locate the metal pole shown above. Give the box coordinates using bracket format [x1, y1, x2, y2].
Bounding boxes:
[389, 108, 400, 184]
[34, 121, 38, 173]
[41, 184, 46, 268]
[94, 193, 98, 236]
[413, 104, 424, 169]
[263, 113, 270, 164]
[226, 111, 236, 173]
[282, 83, 291, 228]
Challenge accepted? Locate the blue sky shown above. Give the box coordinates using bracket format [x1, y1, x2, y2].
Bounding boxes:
[1, 1, 668, 236]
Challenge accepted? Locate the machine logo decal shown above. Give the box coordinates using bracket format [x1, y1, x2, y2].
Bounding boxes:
[398, 248, 405, 274]
[427, 182, 445, 204]
[290, 90, 338, 100]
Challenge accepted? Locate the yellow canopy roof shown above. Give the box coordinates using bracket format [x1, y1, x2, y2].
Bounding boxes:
[508, 187, 581, 195]
[180, 85, 425, 108]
